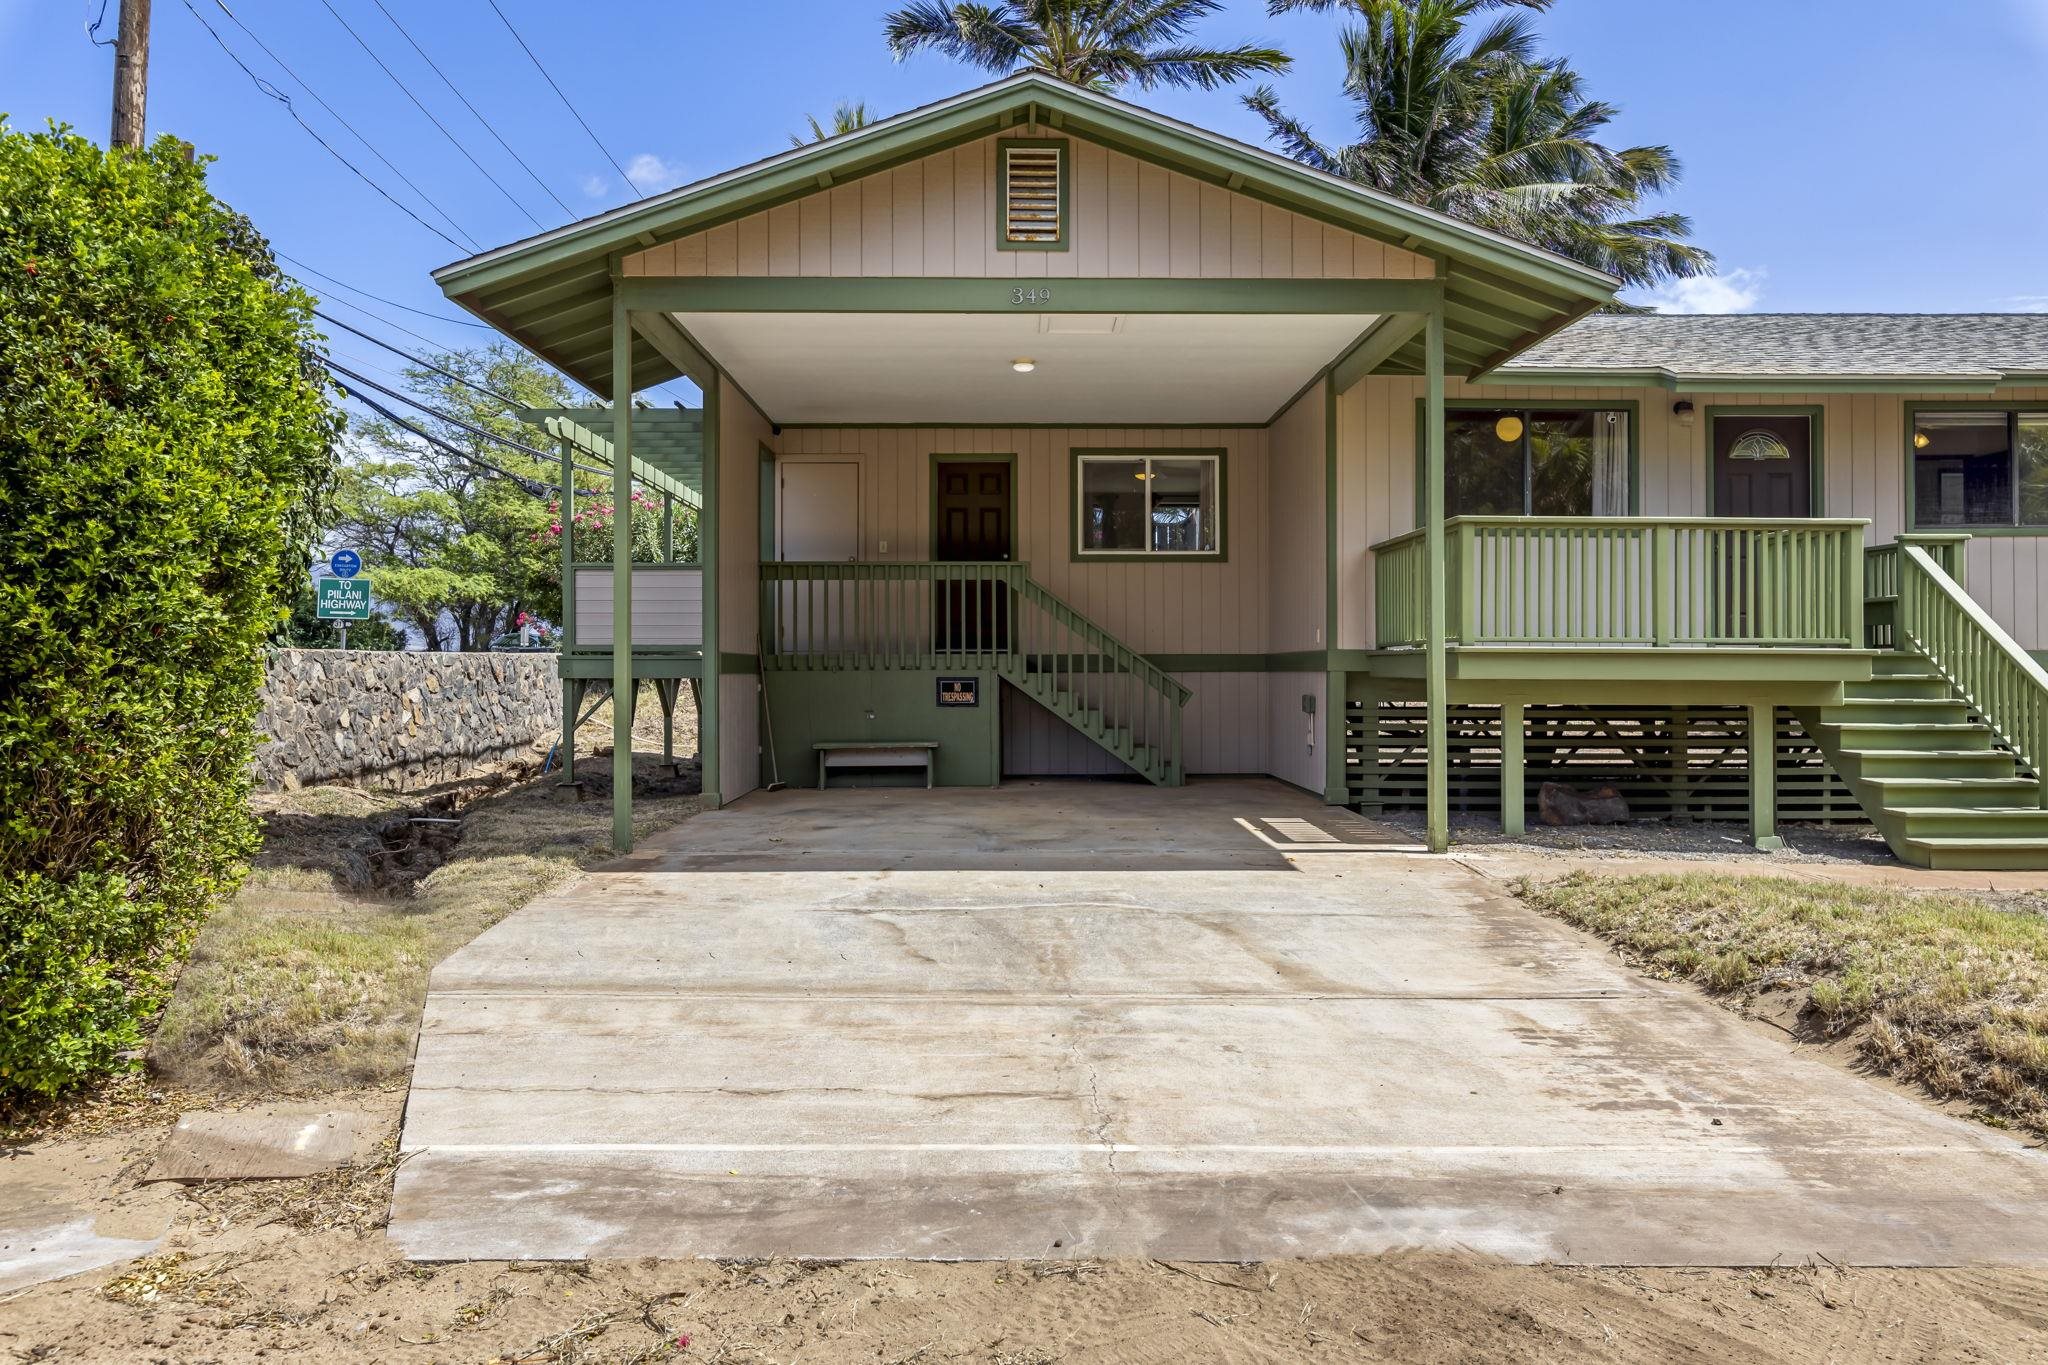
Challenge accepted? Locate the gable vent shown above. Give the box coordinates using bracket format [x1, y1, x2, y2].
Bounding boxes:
[1001, 143, 1064, 248]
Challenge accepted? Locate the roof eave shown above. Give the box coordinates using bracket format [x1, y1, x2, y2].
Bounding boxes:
[1481, 366, 2012, 395]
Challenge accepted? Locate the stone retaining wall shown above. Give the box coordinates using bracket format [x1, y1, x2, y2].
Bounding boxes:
[254, 650, 560, 791]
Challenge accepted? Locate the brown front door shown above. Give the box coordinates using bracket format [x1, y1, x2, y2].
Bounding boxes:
[933, 460, 1013, 652]
[1713, 414, 1813, 517]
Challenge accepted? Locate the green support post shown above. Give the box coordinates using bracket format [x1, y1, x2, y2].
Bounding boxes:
[699, 372, 722, 809]
[609, 299, 635, 850]
[1423, 306, 1449, 853]
[1749, 701, 1782, 851]
[1501, 701, 1525, 836]
[661, 491, 674, 562]
[1324, 669, 1348, 805]
[558, 435, 578, 787]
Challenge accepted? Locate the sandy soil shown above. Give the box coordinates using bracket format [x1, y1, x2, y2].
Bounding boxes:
[4, 1095, 2047, 1364]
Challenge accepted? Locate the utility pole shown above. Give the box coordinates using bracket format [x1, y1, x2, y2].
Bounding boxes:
[110, 0, 152, 149]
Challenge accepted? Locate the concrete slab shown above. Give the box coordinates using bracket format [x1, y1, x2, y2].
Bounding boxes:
[390, 778, 2048, 1265]
[148, 1108, 364, 1183]
[0, 1186, 164, 1296]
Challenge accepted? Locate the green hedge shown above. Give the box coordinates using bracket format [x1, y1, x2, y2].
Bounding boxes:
[0, 123, 339, 1097]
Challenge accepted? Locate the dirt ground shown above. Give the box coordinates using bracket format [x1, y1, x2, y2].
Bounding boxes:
[11, 749, 2048, 1361]
[6, 1091, 2048, 1364]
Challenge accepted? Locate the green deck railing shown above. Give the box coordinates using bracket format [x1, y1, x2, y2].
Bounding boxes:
[1371, 517, 1869, 650]
[759, 561, 1189, 784]
[1895, 542, 2048, 799]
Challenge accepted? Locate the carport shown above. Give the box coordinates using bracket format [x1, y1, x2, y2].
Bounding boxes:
[391, 778, 2048, 1264]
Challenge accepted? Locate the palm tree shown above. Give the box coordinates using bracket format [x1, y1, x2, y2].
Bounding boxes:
[1247, 0, 1711, 291]
[791, 101, 878, 148]
[883, 1, 1291, 92]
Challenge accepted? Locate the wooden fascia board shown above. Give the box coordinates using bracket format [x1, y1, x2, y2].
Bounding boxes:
[1331, 313, 1428, 394]
[628, 310, 713, 390]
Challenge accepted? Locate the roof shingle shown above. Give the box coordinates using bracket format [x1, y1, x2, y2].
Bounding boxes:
[1503, 313, 2048, 380]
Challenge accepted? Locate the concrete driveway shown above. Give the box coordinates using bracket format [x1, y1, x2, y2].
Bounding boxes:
[390, 779, 2048, 1265]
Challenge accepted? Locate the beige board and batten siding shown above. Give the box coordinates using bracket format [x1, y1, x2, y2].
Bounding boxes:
[621, 130, 1433, 282]
[573, 566, 702, 646]
[1337, 380, 2048, 653]
[718, 377, 777, 801]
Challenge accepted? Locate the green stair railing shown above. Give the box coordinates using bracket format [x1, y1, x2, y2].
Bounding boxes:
[1863, 533, 1970, 649]
[759, 561, 1189, 783]
[1371, 517, 1868, 649]
[1895, 542, 2048, 802]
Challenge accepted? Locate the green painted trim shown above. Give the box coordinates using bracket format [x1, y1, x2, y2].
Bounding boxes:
[1704, 405, 1825, 517]
[930, 452, 1021, 561]
[1330, 313, 1428, 396]
[609, 298, 636, 850]
[777, 420, 1271, 431]
[615, 275, 1444, 316]
[1482, 368, 2009, 396]
[1905, 400, 2048, 533]
[1423, 306, 1449, 853]
[1412, 398, 1644, 523]
[628, 310, 712, 389]
[1068, 446, 1229, 563]
[757, 444, 778, 559]
[994, 137, 1070, 252]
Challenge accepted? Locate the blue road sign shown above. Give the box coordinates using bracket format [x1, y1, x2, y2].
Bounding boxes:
[329, 548, 361, 579]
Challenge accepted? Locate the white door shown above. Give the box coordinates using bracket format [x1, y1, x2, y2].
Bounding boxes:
[779, 462, 860, 562]
[776, 462, 860, 657]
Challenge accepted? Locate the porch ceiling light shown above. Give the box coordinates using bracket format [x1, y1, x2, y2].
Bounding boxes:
[1011, 358, 1037, 373]
[1495, 414, 1525, 443]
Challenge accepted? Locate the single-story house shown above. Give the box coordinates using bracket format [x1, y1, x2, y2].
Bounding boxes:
[432, 73, 2048, 869]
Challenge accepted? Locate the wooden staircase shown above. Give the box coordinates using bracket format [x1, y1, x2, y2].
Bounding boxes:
[759, 561, 1189, 786]
[1794, 652, 2048, 869]
[996, 572, 1189, 786]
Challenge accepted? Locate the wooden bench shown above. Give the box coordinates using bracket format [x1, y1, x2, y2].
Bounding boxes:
[814, 741, 939, 790]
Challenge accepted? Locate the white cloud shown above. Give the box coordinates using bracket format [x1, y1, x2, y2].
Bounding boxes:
[578, 155, 689, 200]
[1649, 267, 1767, 315]
[2004, 295, 2048, 313]
[624, 153, 689, 194]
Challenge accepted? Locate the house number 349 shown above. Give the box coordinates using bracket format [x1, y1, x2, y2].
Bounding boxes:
[1011, 287, 1052, 306]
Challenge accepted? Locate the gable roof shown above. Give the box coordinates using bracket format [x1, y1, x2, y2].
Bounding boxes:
[1496, 314, 2048, 392]
[435, 73, 1618, 394]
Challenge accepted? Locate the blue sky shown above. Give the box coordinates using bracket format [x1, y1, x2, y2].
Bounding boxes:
[5, 0, 2047, 399]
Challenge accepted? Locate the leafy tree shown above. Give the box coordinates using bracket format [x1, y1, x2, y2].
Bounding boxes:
[1246, 0, 1711, 290]
[792, 100, 877, 147]
[883, 1, 1291, 91]
[0, 122, 339, 1098]
[328, 345, 572, 651]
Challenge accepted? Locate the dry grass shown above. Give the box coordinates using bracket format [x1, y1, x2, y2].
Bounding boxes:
[148, 739, 699, 1096]
[1518, 872, 2048, 1135]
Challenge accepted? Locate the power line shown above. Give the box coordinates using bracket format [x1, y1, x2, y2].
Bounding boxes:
[315, 0, 546, 229]
[317, 355, 615, 488]
[85, 0, 115, 47]
[366, 0, 575, 219]
[205, 1, 479, 249]
[483, 0, 644, 196]
[334, 382, 551, 497]
[176, 0, 471, 253]
[321, 356, 559, 464]
[273, 251, 494, 330]
[314, 308, 524, 408]
[300, 284, 479, 356]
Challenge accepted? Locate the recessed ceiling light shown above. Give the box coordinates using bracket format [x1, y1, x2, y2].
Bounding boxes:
[1011, 358, 1037, 373]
